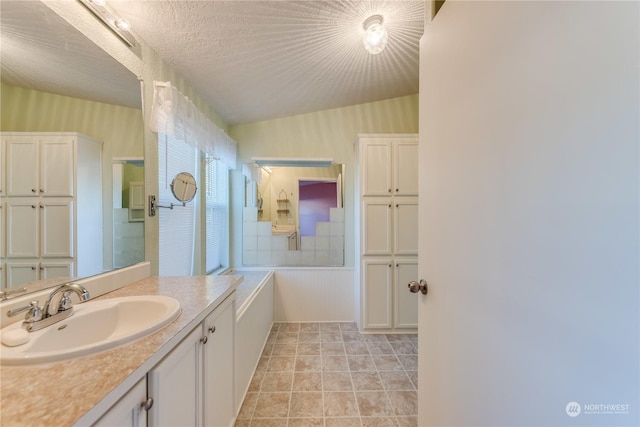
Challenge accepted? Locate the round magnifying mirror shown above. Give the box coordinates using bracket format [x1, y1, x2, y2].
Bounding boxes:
[170, 172, 197, 202]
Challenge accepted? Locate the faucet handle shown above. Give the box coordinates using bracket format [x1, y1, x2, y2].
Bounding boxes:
[58, 292, 74, 311]
[7, 301, 43, 322]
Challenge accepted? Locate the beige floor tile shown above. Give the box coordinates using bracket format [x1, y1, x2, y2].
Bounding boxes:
[325, 417, 362, 427]
[319, 323, 341, 332]
[261, 371, 294, 392]
[323, 392, 360, 417]
[397, 355, 418, 371]
[288, 418, 324, 427]
[321, 331, 343, 342]
[344, 342, 370, 355]
[233, 418, 251, 427]
[253, 392, 291, 418]
[351, 372, 384, 391]
[339, 322, 359, 331]
[249, 418, 287, 426]
[237, 392, 259, 419]
[347, 355, 377, 372]
[276, 332, 299, 344]
[342, 331, 366, 342]
[248, 370, 265, 392]
[389, 341, 417, 355]
[363, 334, 388, 343]
[295, 355, 322, 372]
[261, 342, 275, 357]
[371, 355, 404, 371]
[385, 334, 414, 342]
[299, 332, 321, 342]
[396, 416, 418, 426]
[406, 371, 418, 390]
[289, 392, 324, 417]
[378, 371, 414, 391]
[321, 342, 346, 355]
[387, 391, 418, 416]
[299, 323, 320, 333]
[279, 323, 301, 333]
[355, 392, 395, 417]
[322, 355, 349, 371]
[268, 356, 296, 372]
[366, 342, 395, 354]
[272, 342, 297, 356]
[322, 371, 353, 391]
[297, 342, 321, 355]
[292, 371, 323, 392]
[256, 356, 270, 373]
[361, 417, 397, 427]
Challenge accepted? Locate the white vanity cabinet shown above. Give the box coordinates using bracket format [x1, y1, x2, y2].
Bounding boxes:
[147, 294, 235, 427]
[357, 134, 419, 332]
[0, 132, 102, 288]
[94, 378, 147, 427]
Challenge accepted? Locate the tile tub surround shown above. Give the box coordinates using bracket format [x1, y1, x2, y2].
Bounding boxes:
[235, 323, 418, 427]
[0, 274, 241, 427]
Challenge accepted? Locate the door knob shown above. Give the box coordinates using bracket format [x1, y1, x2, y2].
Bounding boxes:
[408, 279, 428, 295]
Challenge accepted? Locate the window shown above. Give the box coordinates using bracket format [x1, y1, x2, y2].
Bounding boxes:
[205, 157, 229, 273]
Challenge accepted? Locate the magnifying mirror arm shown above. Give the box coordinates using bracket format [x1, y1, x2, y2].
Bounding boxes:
[157, 201, 187, 210]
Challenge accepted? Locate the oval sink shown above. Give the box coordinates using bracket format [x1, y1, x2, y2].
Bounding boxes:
[0, 295, 180, 365]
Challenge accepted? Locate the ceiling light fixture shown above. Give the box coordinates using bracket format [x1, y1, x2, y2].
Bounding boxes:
[77, 0, 136, 47]
[362, 14, 388, 55]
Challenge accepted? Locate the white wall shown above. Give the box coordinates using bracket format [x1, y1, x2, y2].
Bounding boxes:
[420, 1, 639, 425]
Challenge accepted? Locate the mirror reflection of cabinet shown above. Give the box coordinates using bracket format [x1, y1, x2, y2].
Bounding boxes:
[0, 132, 103, 289]
[128, 182, 145, 222]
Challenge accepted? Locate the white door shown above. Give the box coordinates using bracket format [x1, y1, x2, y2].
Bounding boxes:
[6, 262, 38, 287]
[362, 258, 392, 329]
[40, 200, 73, 258]
[418, 2, 638, 426]
[94, 378, 147, 427]
[362, 140, 392, 196]
[393, 197, 418, 256]
[362, 199, 392, 255]
[394, 259, 418, 329]
[6, 200, 39, 258]
[40, 136, 74, 196]
[40, 261, 73, 280]
[6, 136, 39, 196]
[393, 140, 418, 196]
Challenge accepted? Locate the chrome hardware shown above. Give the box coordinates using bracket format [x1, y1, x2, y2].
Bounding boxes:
[6, 283, 90, 332]
[0, 287, 27, 301]
[149, 195, 157, 217]
[31, 188, 36, 193]
[200, 336, 208, 344]
[31, 205, 36, 209]
[208, 325, 216, 334]
[141, 397, 154, 411]
[39, 188, 44, 193]
[408, 279, 428, 295]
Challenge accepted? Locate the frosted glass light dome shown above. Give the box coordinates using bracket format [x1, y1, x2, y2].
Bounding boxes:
[362, 15, 388, 55]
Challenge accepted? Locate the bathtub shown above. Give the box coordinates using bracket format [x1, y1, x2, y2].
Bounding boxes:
[226, 269, 274, 415]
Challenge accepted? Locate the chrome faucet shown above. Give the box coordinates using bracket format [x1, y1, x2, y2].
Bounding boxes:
[6, 283, 90, 332]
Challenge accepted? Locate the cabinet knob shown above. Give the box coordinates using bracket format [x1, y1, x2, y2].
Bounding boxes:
[31, 266, 36, 270]
[200, 336, 208, 344]
[39, 266, 44, 271]
[208, 325, 216, 334]
[388, 189, 391, 193]
[31, 205, 36, 209]
[39, 205, 44, 209]
[141, 397, 154, 411]
[396, 188, 399, 192]
[39, 189, 44, 193]
[31, 189, 36, 193]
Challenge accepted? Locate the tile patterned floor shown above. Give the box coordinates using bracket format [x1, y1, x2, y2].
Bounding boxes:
[235, 322, 418, 427]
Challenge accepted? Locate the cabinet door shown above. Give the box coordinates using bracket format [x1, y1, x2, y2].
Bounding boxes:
[6, 200, 39, 258]
[362, 141, 392, 196]
[394, 259, 419, 329]
[40, 200, 73, 258]
[0, 262, 5, 289]
[394, 197, 419, 255]
[6, 136, 39, 196]
[94, 378, 147, 427]
[6, 262, 38, 287]
[203, 297, 235, 427]
[362, 199, 392, 255]
[394, 141, 419, 196]
[0, 137, 4, 197]
[40, 261, 74, 280]
[363, 259, 393, 329]
[148, 326, 202, 427]
[40, 136, 74, 196]
[0, 200, 4, 258]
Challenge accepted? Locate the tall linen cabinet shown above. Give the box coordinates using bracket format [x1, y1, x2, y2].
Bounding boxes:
[0, 132, 103, 289]
[355, 134, 419, 332]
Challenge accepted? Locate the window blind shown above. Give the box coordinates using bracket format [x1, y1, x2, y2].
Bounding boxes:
[205, 158, 229, 273]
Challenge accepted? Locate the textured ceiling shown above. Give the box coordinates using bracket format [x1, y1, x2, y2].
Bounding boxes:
[108, 0, 424, 124]
[0, 0, 141, 109]
[1, 1, 423, 125]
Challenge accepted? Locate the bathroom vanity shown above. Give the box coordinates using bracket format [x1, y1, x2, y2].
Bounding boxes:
[0, 273, 241, 426]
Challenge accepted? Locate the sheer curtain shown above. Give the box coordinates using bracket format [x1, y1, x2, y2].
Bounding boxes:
[150, 81, 237, 275]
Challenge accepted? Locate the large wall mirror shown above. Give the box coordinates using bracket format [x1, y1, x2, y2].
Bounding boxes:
[0, 1, 144, 297]
[243, 160, 345, 266]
